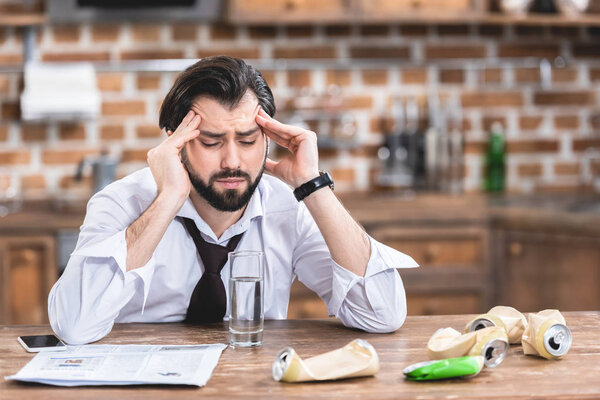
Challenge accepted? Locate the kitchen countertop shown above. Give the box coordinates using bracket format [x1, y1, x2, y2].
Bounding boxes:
[1, 193, 600, 234]
[1, 312, 599, 399]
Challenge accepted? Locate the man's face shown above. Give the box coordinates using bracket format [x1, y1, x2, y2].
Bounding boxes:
[181, 91, 267, 212]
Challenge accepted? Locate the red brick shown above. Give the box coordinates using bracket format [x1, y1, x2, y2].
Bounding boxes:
[484, 68, 503, 83]
[482, 116, 506, 131]
[0, 150, 30, 165]
[259, 70, 276, 87]
[555, 115, 579, 129]
[274, 46, 336, 59]
[136, 125, 162, 138]
[287, 71, 312, 88]
[130, 24, 161, 42]
[518, 163, 543, 177]
[330, 167, 356, 182]
[465, 141, 487, 155]
[553, 68, 577, 83]
[514, 68, 540, 83]
[533, 91, 595, 106]
[0, 125, 7, 141]
[59, 175, 92, 189]
[506, 140, 559, 153]
[197, 48, 260, 60]
[590, 68, 600, 82]
[42, 52, 110, 62]
[91, 24, 121, 42]
[171, 24, 197, 41]
[122, 148, 151, 163]
[461, 92, 523, 108]
[350, 145, 379, 158]
[326, 70, 351, 86]
[425, 45, 485, 59]
[0, 53, 24, 64]
[42, 149, 98, 165]
[97, 73, 123, 92]
[0, 76, 10, 95]
[362, 69, 388, 85]
[440, 69, 464, 84]
[350, 46, 410, 59]
[1, 101, 20, 119]
[498, 44, 559, 58]
[573, 138, 600, 151]
[21, 174, 46, 190]
[554, 162, 579, 175]
[120, 50, 184, 60]
[342, 96, 373, 109]
[210, 25, 237, 40]
[102, 100, 146, 116]
[22, 124, 47, 142]
[402, 68, 427, 84]
[52, 24, 81, 43]
[59, 123, 86, 141]
[136, 74, 161, 90]
[519, 115, 543, 130]
[100, 125, 125, 140]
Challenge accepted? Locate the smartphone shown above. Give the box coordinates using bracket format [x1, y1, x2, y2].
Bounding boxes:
[17, 334, 67, 352]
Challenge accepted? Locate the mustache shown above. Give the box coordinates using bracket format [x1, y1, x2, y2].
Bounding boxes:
[209, 169, 251, 183]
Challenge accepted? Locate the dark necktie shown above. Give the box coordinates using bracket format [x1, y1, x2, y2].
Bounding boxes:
[180, 217, 244, 324]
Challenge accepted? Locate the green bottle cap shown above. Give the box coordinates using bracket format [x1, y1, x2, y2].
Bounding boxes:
[403, 356, 484, 381]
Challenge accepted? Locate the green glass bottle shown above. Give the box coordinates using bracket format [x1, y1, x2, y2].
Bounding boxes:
[485, 122, 505, 192]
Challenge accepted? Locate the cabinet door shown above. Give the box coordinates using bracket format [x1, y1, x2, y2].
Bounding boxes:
[229, 0, 351, 22]
[497, 230, 600, 312]
[0, 236, 56, 324]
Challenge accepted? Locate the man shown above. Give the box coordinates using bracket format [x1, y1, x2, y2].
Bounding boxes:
[48, 56, 418, 345]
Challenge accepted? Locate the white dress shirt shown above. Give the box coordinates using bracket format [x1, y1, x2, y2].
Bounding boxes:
[48, 168, 418, 344]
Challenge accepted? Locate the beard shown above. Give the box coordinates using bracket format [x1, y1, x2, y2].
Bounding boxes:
[181, 149, 265, 212]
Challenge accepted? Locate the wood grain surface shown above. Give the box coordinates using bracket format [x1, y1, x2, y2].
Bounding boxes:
[2, 312, 599, 399]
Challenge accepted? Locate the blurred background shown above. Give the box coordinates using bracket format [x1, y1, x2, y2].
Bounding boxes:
[0, 0, 599, 325]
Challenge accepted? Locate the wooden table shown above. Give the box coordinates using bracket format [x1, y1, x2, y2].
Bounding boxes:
[2, 312, 600, 399]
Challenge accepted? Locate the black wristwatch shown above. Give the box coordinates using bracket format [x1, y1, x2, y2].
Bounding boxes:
[293, 171, 334, 201]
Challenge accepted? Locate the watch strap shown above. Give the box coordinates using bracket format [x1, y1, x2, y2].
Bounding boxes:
[293, 171, 334, 201]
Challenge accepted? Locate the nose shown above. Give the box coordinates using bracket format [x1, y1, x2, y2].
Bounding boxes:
[220, 140, 241, 170]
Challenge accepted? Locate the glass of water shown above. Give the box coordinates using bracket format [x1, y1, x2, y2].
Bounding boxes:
[228, 251, 264, 347]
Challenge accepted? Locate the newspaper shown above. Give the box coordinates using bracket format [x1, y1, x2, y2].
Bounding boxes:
[5, 343, 227, 387]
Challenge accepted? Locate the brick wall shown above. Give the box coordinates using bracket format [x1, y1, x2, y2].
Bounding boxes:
[1, 21, 600, 199]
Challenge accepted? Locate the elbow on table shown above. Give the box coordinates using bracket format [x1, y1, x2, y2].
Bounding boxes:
[366, 307, 408, 334]
[50, 317, 112, 345]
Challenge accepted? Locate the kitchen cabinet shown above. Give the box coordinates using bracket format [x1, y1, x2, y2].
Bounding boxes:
[0, 235, 56, 324]
[493, 229, 600, 312]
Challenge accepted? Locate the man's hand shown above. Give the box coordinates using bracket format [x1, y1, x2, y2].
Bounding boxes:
[147, 110, 201, 204]
[255, 108, 320, 188]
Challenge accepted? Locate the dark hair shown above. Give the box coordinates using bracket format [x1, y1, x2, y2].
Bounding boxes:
[159, 56, 275, 132]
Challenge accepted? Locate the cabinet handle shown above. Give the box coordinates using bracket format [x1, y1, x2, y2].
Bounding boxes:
[509, 242, 523, 257]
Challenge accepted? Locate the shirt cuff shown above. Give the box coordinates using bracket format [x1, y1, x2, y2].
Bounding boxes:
[71, 229, 157, 313]
[328, 236, 419, 315]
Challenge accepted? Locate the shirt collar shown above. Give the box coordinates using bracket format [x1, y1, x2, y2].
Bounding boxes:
[176, 186, 264, 244]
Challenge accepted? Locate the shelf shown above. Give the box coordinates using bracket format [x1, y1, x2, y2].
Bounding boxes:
[0, 13, 45, 27]
[229, 12, 600, 26]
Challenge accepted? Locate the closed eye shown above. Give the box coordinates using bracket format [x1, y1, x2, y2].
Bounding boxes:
[201, 142, 220, 147]
[240, 140, 256, 146]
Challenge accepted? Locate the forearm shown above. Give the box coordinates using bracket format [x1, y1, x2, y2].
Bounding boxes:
[125, 192, 185, 271]
[302, 188, 370, 276]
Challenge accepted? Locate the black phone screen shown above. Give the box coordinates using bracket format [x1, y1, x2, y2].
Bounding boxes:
[20, 335, 65, 348]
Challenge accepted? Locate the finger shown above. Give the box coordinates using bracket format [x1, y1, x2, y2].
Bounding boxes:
[177, 110, 195, 130]
[174, 114, 201, 138]
[264, 158, 278, 175]
[171, 128, 200, 149]
[256, 110, 305, 139]
[261, 127, 291, 149]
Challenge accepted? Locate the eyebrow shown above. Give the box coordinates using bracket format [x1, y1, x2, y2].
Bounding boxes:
[198, 126, 260, 139]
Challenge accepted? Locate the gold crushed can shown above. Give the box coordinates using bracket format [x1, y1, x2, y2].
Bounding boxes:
[427, 326, 509, 368]
[465, 305, 528, 344]
[521, 309, 572, 360]
[272, 339, 380, 382]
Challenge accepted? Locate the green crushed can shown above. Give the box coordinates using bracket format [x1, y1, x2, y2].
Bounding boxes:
[403, 356, 484, 381]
